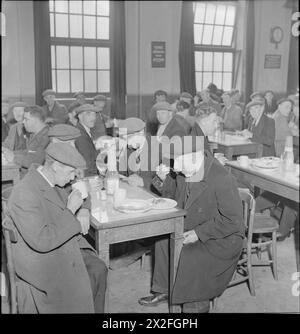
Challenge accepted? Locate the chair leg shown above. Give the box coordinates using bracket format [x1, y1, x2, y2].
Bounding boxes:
[256, 234, 262, 260]
[271, 231, 278, 280]
[140, 253, 145, 269]
[247, 261, 256, 296]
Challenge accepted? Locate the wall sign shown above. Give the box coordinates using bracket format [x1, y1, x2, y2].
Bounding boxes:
[151, 41, 166, 68]
[264, 54, 281, 69]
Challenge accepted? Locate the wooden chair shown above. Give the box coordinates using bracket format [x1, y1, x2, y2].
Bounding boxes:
[211, 188, 279, 311]
[2, 215, 18, 314]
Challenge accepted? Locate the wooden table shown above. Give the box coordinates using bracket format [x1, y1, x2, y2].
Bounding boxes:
[209, 134, 263, 160]
[2, 163, 20, 185]
[226, 160, 299, 203]
[90, 182, 186, 313]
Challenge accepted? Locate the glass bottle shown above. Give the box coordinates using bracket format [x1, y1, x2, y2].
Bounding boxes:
[282, 136, 294, 172]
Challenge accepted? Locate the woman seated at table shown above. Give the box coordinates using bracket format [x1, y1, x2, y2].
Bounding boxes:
[238, 99, 275, 157]
[2, 102, 29, 151]
[220, 91, 243, 131]
[273, 97, 294, 157]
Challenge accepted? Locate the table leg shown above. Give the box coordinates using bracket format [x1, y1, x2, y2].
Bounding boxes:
[95, 230, 110, 313]
[169, 217, 184, 313]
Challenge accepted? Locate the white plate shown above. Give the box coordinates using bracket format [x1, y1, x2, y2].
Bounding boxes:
[225, 134, 249, 142]
[252, 157, 281, 169]
[147, 198, 177, 210]
[114, 199, 153, 213]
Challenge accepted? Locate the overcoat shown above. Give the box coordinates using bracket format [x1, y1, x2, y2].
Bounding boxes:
[162, 151, 245, 303]
[7, 166, 95, 313]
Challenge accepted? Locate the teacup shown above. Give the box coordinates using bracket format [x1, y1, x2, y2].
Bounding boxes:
[72, 180, 88, 199]
[237, 155, 249, 168]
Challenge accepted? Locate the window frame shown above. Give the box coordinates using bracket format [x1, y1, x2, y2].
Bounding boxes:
[49, 0, 111, 98]
[193, 1, 238, 92]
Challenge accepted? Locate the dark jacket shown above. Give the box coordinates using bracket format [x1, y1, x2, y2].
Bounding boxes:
[75, 123, 98, 177]
[162, 151, 244, 303]
[42, 101, 69, 125]
[190, 122, 211, 152]
[91, 113, 109, 140]
[264, 100, 277, 116]
[2, 118, 9, 141]
[2, 123, 28, 151]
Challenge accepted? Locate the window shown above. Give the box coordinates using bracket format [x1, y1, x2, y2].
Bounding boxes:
[193, 1, 237, 91]
[49, 0, 110, 97]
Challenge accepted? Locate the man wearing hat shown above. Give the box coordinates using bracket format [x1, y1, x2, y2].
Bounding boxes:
[2, 105, 50, 177]
[42, 89, 69, 125]
[91, 95, 114, 140]
[6, 143, 107, 313]
[239, 99, 275, 156]
[250, 91, 264, 101]
[220, 91, 243, 131]
[75, 104, 100, 176]
[48, 123, 81, 146]
[139, 136, 244, 312]
[73, 91, 87, 105]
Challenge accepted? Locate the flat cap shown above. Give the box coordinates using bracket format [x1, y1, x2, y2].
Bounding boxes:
[277, 97, 294, 106]
[93, 94, 107, 102]
[9, 101, 28, 112]
[68, 101, 81, 113]
[250, 91, 263, 99]
[46, 143, 86, 169]
[117, 117, 145, 135]
[42, 89, 56, 97]
[75, 103, 98, 115]
[48, 124, 81, 140]
[154, 90, 168, 97]
[73, 91, 85, 98]
[152, 101, 173, 112]
[180, 92, 193, 100]
[246, 99, 265, 110]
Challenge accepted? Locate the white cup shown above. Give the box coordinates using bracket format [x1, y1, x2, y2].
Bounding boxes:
[237, 155, 249, 168]
[72, 180, 88, 199]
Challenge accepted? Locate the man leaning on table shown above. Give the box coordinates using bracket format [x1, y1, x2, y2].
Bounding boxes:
[6, 143, 107, 313]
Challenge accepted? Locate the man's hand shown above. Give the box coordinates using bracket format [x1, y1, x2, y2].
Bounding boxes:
[156, 164, 170, 181]
[240, 129, 253, 139]
[67, 189, 83, 214]
[183, 230, 199, 245]
[77, 208, 90, 235]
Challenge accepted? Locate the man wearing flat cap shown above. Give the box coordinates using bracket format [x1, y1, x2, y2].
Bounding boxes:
[139, 136, 244, 313]
[74, 104, 100, 176]
[250, 91, 264, 101]
[7, 143, 107, 313]
[42, 89, 69, 125]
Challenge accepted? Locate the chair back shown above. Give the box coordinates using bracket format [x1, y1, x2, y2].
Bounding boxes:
[2, 214, 18, 314]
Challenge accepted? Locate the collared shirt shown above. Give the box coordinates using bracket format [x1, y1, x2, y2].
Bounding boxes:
[36, 165, 54, 187]
[81, 123, 92, 138]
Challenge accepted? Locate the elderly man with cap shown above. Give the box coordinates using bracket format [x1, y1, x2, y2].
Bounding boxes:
[75, 104, 100, 177]
[2, 98, 10, 141]
[220, 91, 243, 131]
[238, 99, 275, 157]
[42, 89, 69, 125]
[139, 136, 244, 312]
[2, 105, 50, 177]
[6, 143, 107, 313]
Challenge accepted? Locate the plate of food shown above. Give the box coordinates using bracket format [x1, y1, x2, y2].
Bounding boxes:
[252, 157, 281, 170]
[114, 199, 153, 213]
[147, 198, 178, 210]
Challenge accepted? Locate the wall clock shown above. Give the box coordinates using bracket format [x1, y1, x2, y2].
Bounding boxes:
[270, 26, 284, 49]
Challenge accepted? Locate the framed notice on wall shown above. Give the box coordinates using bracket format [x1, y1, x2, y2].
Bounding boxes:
[264, 55, 281, 69]
[151, 41, 166, 68]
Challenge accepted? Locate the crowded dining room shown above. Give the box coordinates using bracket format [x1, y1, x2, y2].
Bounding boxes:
[1, 0, 299, 315]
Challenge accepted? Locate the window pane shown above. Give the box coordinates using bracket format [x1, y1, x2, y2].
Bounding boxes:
[84, 16, 96, 39]
[213, 72, 222, 88]
[203, 72, 212, 89]
[49, 0, 54, 12]
[98, 47, 110, 69]
[203, 52, 213, 71]
[83, 1, 96, 15]
[70, 15, 83, 38]
[70, 0, 82, 14]
[223, 73, 232, 91]
[97, 1, 109, 16]
[55, 1, 68, 13]
[56, 46, 69, 69]
[52, 70, 56, 92]
[222, 27, 233, 46]
[204, 4, 216, 24]
[98, 71, 110, 92]
[215, 5, 226, 25]
[223, 53, 233, 72]
[212, 25, 223, 45]
[225, 6, 236, 26]
[194, 3, 205, 23]
[84, 71, 97, 92]
[195, 72, 203, 92]
[50, 13, 54, 37]
[202, 25, 213, 45]
[55, 14, 68, 38]
[71, 70, 83, 92]
[194, 24, 203, 44]
[195, 51, 203, 71]
[51, 45, 56, 69]
[71, 47, 83, 69]
[57, 70, 70, 92]
[84, 47, 96, 69]
[213, 53, 223, 72]
[97, 17, 109, 39]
